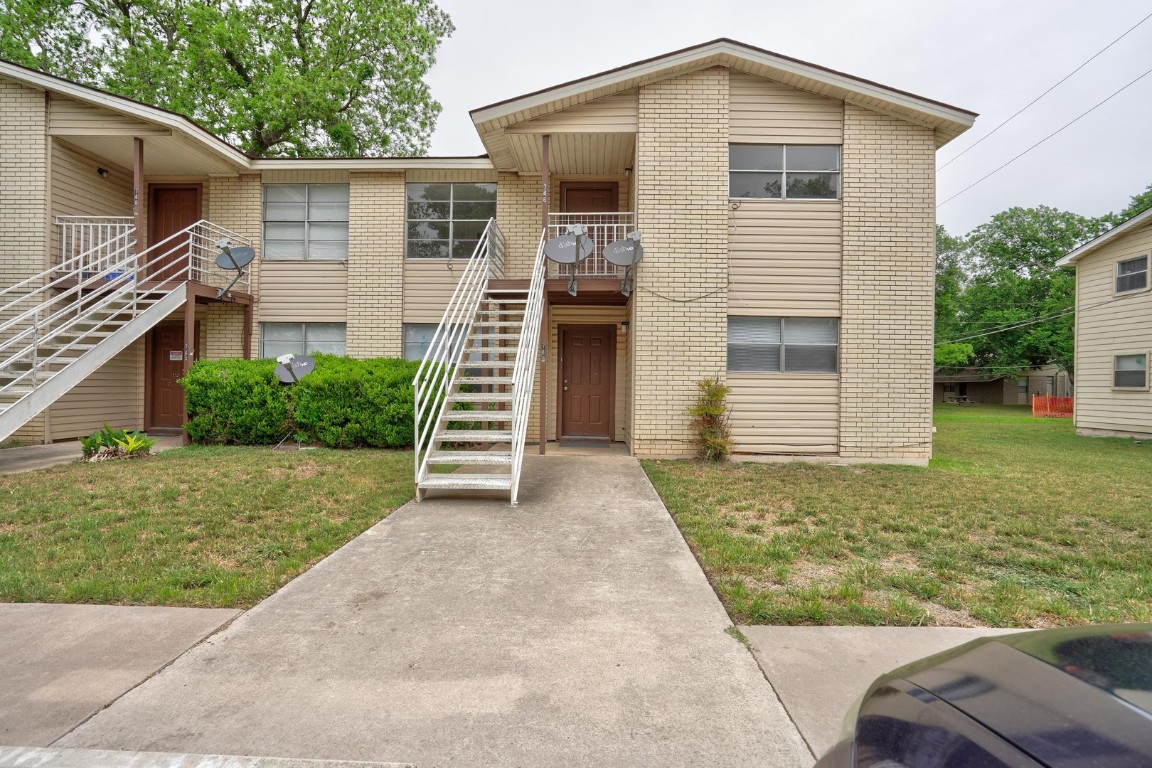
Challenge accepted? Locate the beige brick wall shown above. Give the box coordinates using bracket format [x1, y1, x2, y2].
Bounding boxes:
[497, 171, 543, 279]
[208, 174, 262, 353]
[346, 171, 404, 357]
[204, 303, 246, 359]
[2, 79, 49, 442]
[839, 104, 936, 461]
[632, 68, 729, 457]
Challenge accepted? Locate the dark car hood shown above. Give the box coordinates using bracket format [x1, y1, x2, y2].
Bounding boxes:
[885, 624, 1152, 767]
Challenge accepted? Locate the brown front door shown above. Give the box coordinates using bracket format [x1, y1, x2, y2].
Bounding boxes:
[147, 322, 197, 429]
[560, 325, 615, 439]
[561, 183, 617, 213]
[149, 186, 201, 281]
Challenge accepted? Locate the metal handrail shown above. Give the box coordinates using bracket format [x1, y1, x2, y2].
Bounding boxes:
[412, 218, 504, 484]
[1, 219, 251, 403]
[546, 212, 635, 276]
[509, 231, 548, 504]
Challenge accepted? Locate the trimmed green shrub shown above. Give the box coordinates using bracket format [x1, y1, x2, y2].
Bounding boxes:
[292, 356, 422, 448]
[182, 357, 291, 445]
[180, 354, 438, 448]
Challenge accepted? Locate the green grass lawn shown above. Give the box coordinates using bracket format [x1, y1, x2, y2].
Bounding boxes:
[644, 405, 1152, 627]
[0, 446, 413, 607]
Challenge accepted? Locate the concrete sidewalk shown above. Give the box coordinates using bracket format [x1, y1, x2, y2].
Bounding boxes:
[0, 604, 239, 746]
[54, 455, 813, 768]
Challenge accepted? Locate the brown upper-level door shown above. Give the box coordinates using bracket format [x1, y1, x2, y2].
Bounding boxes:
[562, 184, 617, 213]
[149, 186, 201, 282]
[561, 325, 614, 439]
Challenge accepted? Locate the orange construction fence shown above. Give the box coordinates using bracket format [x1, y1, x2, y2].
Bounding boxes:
[1032, 394, 1073, 418]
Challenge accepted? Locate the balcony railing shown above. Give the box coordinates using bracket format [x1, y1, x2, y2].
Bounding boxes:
[56, 216, 135, 274]
[546, 212, 636, 277]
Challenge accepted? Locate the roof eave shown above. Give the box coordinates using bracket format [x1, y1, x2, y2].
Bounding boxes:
[1056, 207, 1152, 266]
[249, 157, 495, 171]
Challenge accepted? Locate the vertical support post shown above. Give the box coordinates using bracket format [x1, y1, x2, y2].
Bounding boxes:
[242, 301, 254, 359]
[538, 133, 551, 455]
[540, 134, 550, 230]
[181, 291, 195, 445]
[132, 138, 144, 254]
[539, 295, 549, 454]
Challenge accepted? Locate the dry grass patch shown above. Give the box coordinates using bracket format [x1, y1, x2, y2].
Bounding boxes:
[644, 405, 1152, 627]
[0, 446, 413, 607]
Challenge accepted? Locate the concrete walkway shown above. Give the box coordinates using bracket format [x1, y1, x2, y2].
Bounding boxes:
[0, 436, 183, 475]
[53, 455, 813, 768]
[0, 604, 239, 747]
[742, 626, 1023, 758]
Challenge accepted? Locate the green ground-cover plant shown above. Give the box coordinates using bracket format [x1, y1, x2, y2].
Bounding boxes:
[80, 424, 156, 461]
[645, 405, 1152, 628]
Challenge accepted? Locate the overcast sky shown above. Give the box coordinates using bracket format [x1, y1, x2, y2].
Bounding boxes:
[423, 0, 1152, 236]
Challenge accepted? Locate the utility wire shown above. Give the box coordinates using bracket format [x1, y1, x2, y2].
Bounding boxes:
[937, 65, 1152, 208]
[938, 9, 1152, 172]
[944, 309, 1074, 343]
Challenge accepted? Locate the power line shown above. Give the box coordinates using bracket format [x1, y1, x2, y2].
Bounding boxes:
[937, 66, 1152, 209]
[938, 10, 1152, 172]
[944, 309, 1074, 343]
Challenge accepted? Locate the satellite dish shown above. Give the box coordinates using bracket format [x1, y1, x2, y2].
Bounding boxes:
[215, 246, 255, 270]
[542, 233, 594, 264]
[606, 232, 644, 297]
[274, 354, 316, 384]
[213, 239, 255, 298]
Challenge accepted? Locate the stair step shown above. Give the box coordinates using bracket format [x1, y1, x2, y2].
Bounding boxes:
[426, 451, 513, 465]
[448, 392, 513, 403]
[458, 376, 513, 386]
[436, 429, 513, 442]
[481, 298, 528, 304]
[458, 361, 514, 369]
[417, 474, 513, 491]
[448, 410, 512, 422]
[468, 334, 521, 341]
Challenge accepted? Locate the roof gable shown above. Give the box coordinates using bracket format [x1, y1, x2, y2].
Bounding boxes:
[1057, 208, 1152, 266]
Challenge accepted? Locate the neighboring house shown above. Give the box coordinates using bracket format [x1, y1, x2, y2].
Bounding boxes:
[0, 39, 976, 496]
[934, 364, 1072, 405]
[1056, 209, 1152, 439]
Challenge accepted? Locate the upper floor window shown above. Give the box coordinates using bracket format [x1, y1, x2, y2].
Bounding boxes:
[1116, 255, 1148, 293]
[1114, 354, 1148, 389]
[260, 322, 346, 358]
[407, 182, 497, 258]
[727, 316, 839, 373]
[729, 145, 840, 200]
[263, 184, 349, 260]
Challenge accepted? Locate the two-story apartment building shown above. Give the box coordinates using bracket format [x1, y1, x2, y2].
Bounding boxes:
[1057, 208, 1152, 438]
[0, 40, 975, 495]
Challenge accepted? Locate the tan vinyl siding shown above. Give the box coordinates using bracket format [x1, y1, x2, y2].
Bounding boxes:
[49, 340, 144, 438]
[1072, 225, 1152, 434]
[728, 201, 842, 316]
[729, 71, 843, 144]
[51, 140, 132, 217]
[47, 95, 168, 136]
[729, 374, 838, 454]
[258, 262, 348, 322]
[402, 260, 458, 323]
[509, 90, 638, 134]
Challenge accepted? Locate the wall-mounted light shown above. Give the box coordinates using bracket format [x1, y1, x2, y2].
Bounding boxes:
[621, 320, 630, 334]
[96, 167, 110, 178]
[624, 167, 632, 177]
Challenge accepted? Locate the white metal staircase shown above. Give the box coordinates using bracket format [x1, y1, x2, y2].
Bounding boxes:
[0, 220, 252, 443]
[413, 220, 547, 505]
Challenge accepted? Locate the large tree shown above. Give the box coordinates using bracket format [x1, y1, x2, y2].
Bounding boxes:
[0, 0, 453, 157]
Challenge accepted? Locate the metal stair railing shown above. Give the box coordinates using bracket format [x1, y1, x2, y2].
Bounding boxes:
[0, 219, 251, 402]
[412, 218, 504, 486]
[508, 231, 548, 504]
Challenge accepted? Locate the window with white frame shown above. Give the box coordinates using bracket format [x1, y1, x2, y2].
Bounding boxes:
[406, 182, 497, 258]
[1114, 353, 1148, 389]
[400, 322, 463, 363]
[260, 322, 346, 358]
[1115, 255, 1149, 293]
[727, 316, 839, 372]
[263, 184, 349, 260]
[729, 145, 841, 200]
